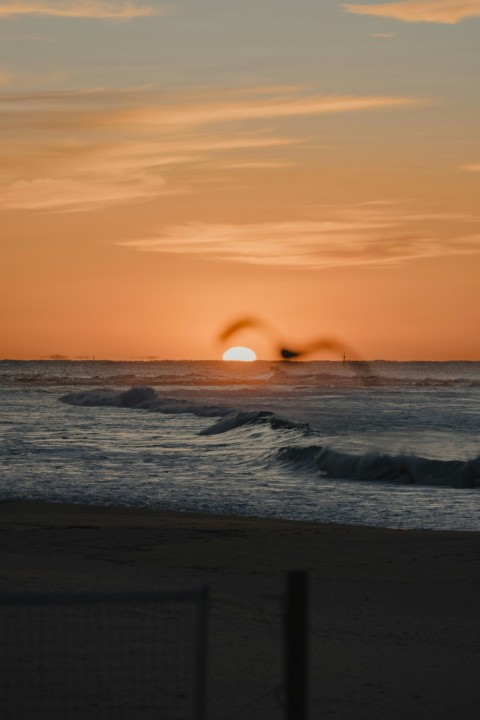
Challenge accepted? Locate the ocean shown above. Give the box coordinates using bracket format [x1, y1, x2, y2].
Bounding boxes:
[1, 360, 479, 531]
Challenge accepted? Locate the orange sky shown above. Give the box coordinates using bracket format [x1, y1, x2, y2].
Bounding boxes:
[1, 1, 479, 360]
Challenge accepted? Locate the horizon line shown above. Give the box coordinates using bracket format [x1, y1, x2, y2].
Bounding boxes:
[1, 357, 479, 363]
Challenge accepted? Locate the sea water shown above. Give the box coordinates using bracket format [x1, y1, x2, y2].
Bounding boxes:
[1, 360, 479, 530]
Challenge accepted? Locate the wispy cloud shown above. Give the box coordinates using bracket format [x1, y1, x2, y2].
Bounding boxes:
[0, 86, 425, 211]
[0, 1, 171, 19]
[462, 163, 480, 172]
[0, 176, 171, 211]
[220, 161, 295, 169]
[122, 207, 480, 269]
[0, 67, 67, 88]
[111, 93, 424, 129]
[0, 87, 424, 136]
[343, 0, 480, 24]
[0, 68, 12, 86]
[0, 133, 299, 211]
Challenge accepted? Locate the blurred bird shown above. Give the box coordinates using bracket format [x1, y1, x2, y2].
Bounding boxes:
[218, 316, 377, 383]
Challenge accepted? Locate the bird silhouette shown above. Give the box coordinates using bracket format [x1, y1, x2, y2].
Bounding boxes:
[218, 316, 377, 384]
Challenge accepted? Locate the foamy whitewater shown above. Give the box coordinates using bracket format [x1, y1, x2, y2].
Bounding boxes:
[1, 360, 479, 530]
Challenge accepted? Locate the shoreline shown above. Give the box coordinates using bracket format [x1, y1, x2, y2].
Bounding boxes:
[2, 498, 480, 536]
[2, 497, 480, 534]
[2, 500, 480, 719]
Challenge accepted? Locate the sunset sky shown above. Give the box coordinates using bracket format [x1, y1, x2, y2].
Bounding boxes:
[1, 0, 479, 360]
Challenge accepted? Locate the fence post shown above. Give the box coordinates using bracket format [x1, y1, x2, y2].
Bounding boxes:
[195, 585, 209, 720]
[285, 571, 308, 720]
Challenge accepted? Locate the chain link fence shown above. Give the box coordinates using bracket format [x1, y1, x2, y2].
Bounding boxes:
[0, 589, 208, 720]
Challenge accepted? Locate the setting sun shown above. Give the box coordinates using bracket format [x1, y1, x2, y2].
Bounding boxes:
[222, 346, 257, 362]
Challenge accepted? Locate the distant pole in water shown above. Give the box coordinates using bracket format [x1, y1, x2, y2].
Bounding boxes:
[343, 352, 346, 365]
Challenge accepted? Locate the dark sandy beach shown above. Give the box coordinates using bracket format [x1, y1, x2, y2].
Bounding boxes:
[1, 501, 480, 719]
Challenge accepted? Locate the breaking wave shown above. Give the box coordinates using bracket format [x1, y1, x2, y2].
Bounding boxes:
[199, 410, 311, 436]
[60, 386, 311, 436]
[277, 445, 480, 488]
[60, 386, 480, 488]
[61, 386, 230, 417]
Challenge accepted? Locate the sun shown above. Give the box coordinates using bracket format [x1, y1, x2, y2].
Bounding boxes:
[222, 346, 257, 362]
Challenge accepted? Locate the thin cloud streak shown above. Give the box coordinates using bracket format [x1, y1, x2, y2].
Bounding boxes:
[0, 176, 173, 211]
[0, 135, 300, 210]
[0, 86, 425, 211]
[0, 68, 12, 86]
[0, 89, 425, 136]
[0, 1, 171, 19]
[462, 163, 480, 172]
[114, 94, 425, 129]
[343, 0, 480, 24]
[122, 210, 480, 269]
[0, 68, 67, 88]
[221, 161, 295, 169]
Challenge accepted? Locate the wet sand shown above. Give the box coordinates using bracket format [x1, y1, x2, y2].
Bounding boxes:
[1, 501, 480, 719]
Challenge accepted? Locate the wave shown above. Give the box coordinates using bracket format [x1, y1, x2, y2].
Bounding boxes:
[277, 445, 480, 488]
[199, 410, 311, 436]
[61, 386, 230, 416]
[60, 386, 480, 487]
[60, 386, 311, 436]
